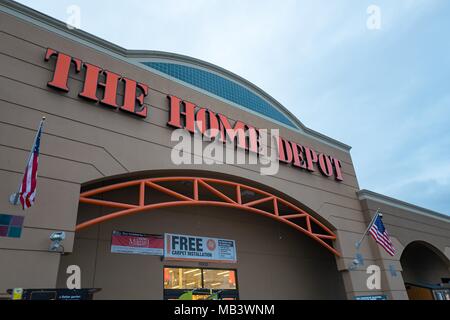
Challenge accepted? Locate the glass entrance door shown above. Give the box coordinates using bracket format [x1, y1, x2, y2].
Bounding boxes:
[163, 267, 239, 300]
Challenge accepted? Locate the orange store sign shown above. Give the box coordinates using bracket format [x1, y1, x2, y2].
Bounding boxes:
[44, 48, 148, 117]
[44, 48, 344, 182]
[166, 95, 344, 181]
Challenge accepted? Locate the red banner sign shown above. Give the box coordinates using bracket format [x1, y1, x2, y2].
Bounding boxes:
[111, 231, 163, 256]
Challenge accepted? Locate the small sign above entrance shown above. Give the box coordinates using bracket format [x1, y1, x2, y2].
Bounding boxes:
[111, 231, 163, 256]
[354, 295, 387, 300]
[164, 233, 237, 263]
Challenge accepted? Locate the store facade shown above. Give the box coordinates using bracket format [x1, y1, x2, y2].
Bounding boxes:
[0, 0, 449, 300]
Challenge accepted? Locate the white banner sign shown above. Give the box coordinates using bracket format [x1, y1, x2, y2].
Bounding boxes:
[164, 233, 237, 263]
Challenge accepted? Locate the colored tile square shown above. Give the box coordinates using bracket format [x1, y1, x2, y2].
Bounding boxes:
[0, 214, 12, 225]
[0, 226, 8, 237]
[8, 226, 22, 238]
[10, 215, 24, 227]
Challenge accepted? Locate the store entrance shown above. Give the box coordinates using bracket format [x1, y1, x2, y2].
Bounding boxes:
[163, 267, 239, 300]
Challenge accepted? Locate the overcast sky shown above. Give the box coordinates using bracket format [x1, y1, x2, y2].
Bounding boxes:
[16, 0, 450, 214]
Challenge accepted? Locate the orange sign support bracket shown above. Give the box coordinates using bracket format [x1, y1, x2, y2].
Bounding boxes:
[76, 176, 340, 256]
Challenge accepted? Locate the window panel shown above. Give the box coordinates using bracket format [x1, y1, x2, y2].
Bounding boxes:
[164, 267, 202, 289]
[203, 269, 237, 290]
[164, 267, 237, 290]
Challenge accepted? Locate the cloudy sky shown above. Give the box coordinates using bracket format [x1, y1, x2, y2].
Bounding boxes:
[16, 0, 450, 214]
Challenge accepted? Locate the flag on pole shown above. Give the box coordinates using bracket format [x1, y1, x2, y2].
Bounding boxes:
[369, 213, 396, 256]
[14, 118, 45, 209]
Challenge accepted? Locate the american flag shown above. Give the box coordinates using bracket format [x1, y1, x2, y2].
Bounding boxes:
[18, 121, 44, 209]
[369, 213, 396, 256]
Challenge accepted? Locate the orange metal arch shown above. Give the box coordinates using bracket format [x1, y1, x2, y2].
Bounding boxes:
[77, 177, 340, 256]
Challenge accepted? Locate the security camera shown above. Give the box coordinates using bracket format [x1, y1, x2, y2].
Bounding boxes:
[349, 259, 360, 271]
[49, 231, 66, 253]
[50, 231, 66, 241]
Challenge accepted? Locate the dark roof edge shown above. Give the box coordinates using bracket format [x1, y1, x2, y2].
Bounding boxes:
[2, 0, 351, 152]
[357, 189, 450, 222]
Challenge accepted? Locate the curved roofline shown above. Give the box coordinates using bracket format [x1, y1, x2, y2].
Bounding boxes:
[1, 0, 351, 152]
[138, 58, 300, 130]
[133, 51, 303, 129]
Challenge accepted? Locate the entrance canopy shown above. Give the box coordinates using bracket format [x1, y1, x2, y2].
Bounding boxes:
[77, 176, 339, 256]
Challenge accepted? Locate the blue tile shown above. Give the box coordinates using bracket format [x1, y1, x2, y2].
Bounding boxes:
[0, 214, 12, 225]
[142, 62, 298, 129]
[8, 226, 22, 238]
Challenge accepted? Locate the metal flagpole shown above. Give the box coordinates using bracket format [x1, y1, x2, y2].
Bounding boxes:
[9, 116, 46, 206]
[355, 208, 381, 249]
